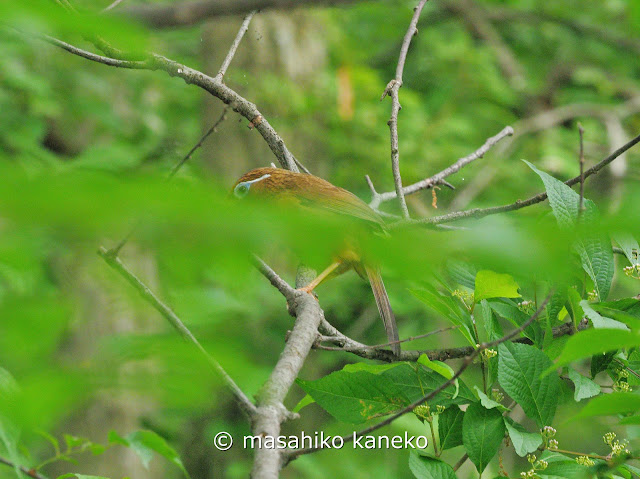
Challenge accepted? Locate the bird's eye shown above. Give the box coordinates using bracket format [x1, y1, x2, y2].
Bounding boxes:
[234, 182, 250, 198]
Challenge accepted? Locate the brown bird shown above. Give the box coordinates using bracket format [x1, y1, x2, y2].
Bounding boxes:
[232, 167, 400, 355]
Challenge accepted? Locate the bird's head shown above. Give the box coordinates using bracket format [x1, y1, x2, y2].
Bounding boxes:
[230, 167, 277, 199]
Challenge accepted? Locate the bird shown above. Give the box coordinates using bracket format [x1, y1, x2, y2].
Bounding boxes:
[232, 167, 400, 355]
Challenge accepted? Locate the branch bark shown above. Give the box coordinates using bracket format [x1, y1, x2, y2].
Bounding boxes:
[26, 31, 299, 172]
[119, 0, 370, 28]
[381, 0, 429, 218]
[398, 130, 640, 226]
[368, 126, 513, 209]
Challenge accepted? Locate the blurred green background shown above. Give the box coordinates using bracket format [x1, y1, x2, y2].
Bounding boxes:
[1, 0, 640, 477]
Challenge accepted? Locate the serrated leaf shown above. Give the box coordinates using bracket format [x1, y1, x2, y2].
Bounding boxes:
[490, 301, 542, 345]
[410, 287, 475, 345]
[571, 392, 640, 420]
[525, 161, 614, 300]
[418, 355, 458, 399]
[498, 342, 559, 426]
[409, 451, 458, 479]
[504, 418, 542, 457]
[581, 300, 628, 330]
[612, 233, 639, 265]
[437, 407, 464, 450]
[567, 368, 601, 401]
[297, 364, 474, 425]
[548, 329, 640, 373]
[462, 402, 505, 473]
[474, 270, 520, 303]
[296, 369, 411, 424]
[474, 386, 508, 411]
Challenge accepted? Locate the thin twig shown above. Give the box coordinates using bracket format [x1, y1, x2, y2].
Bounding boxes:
[381, 0, 429, 218]
[97, 247, 257, 419]
[284, 293, 552, 462]
[368, 126, 513, 209]
[23, 30, 299, 172]
[215, 11, 256, 82]
[107, 107, 229, 256]
[578, 122, 585, 219]
[0, 456, 46, 479]
[400, 131, 640, 226]
[453, 453, 468, 472]
[169, 107, 229, 179]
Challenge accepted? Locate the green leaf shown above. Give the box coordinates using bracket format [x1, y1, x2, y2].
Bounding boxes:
[581, 300, 628, 330]
[296, 369, 411, 424]
[571, 392, 640, 420]
[417, 355, 458, 399]
[567, 368, 601, 401]
[297, 363, 474, 424]
[612, 233, 639, 265]
[115, 430, 189, 478]
[474, 270, 520, 303]
[474, 386, 508, 412]
[546, 286, 568, 325]
[504, 418, 542, 457]
[525, 161, 614, 300]
[490, 301, 542, 345]
[549, 329, 640, 372]
[409, 451, 458, 479]
[410, 287, 475, 345]
[462, 402, 505, 473]
[498, 342, 560, 427]
[292, 394, 315, 413]
[437, 406, 464, 450]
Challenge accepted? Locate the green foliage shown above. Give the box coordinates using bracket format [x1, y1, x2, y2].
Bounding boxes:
[1, 0, 640, 478]
[462, 402, 505, 473]
[498, 342, 560, 427]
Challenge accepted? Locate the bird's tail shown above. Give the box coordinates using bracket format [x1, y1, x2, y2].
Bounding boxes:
[365, 265, 400, 355]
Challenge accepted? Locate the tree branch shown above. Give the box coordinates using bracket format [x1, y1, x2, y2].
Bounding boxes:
[400, 131, 640, 226]
[0, 457, 46, 479]
[97, 247, 257, 419]
[215, 10, 256, 82]
[381, 0, 429, 218]
[252, 261, 327, 478]
[119, 0, 370, 28]
[368, 126, 513, 209]
[24, 31, 299, 172]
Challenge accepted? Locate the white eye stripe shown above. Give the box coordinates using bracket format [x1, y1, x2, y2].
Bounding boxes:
[245, 173, 271, 185]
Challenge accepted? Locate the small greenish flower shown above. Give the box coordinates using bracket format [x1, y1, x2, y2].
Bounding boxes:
[518, 300, 535, 314]
[548, 439, 559, 450]
[576, 456, 595, 466]
[623, 264, 640, 279]
[587, 290, 598, 301]
[436, 405, 446, 414]
[527, 454, 537, 464]
[491, 389, 504, 402]
[413, 404, 430, 420]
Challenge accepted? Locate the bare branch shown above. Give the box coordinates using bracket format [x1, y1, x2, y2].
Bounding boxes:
[119, 0, 370, 28]
[578, 123, 585, 218]
[97, 247, 257, 419]
[382, 0, 429, 218]
[252, 260, 327, 478]
[108, 107, 229, 256]
[400, 131, 640, 226]
[0, 457, 47, 479]
[215, 11, 256, 82]
[369, 126, 513, 209]
[25, 31, 299, 172]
